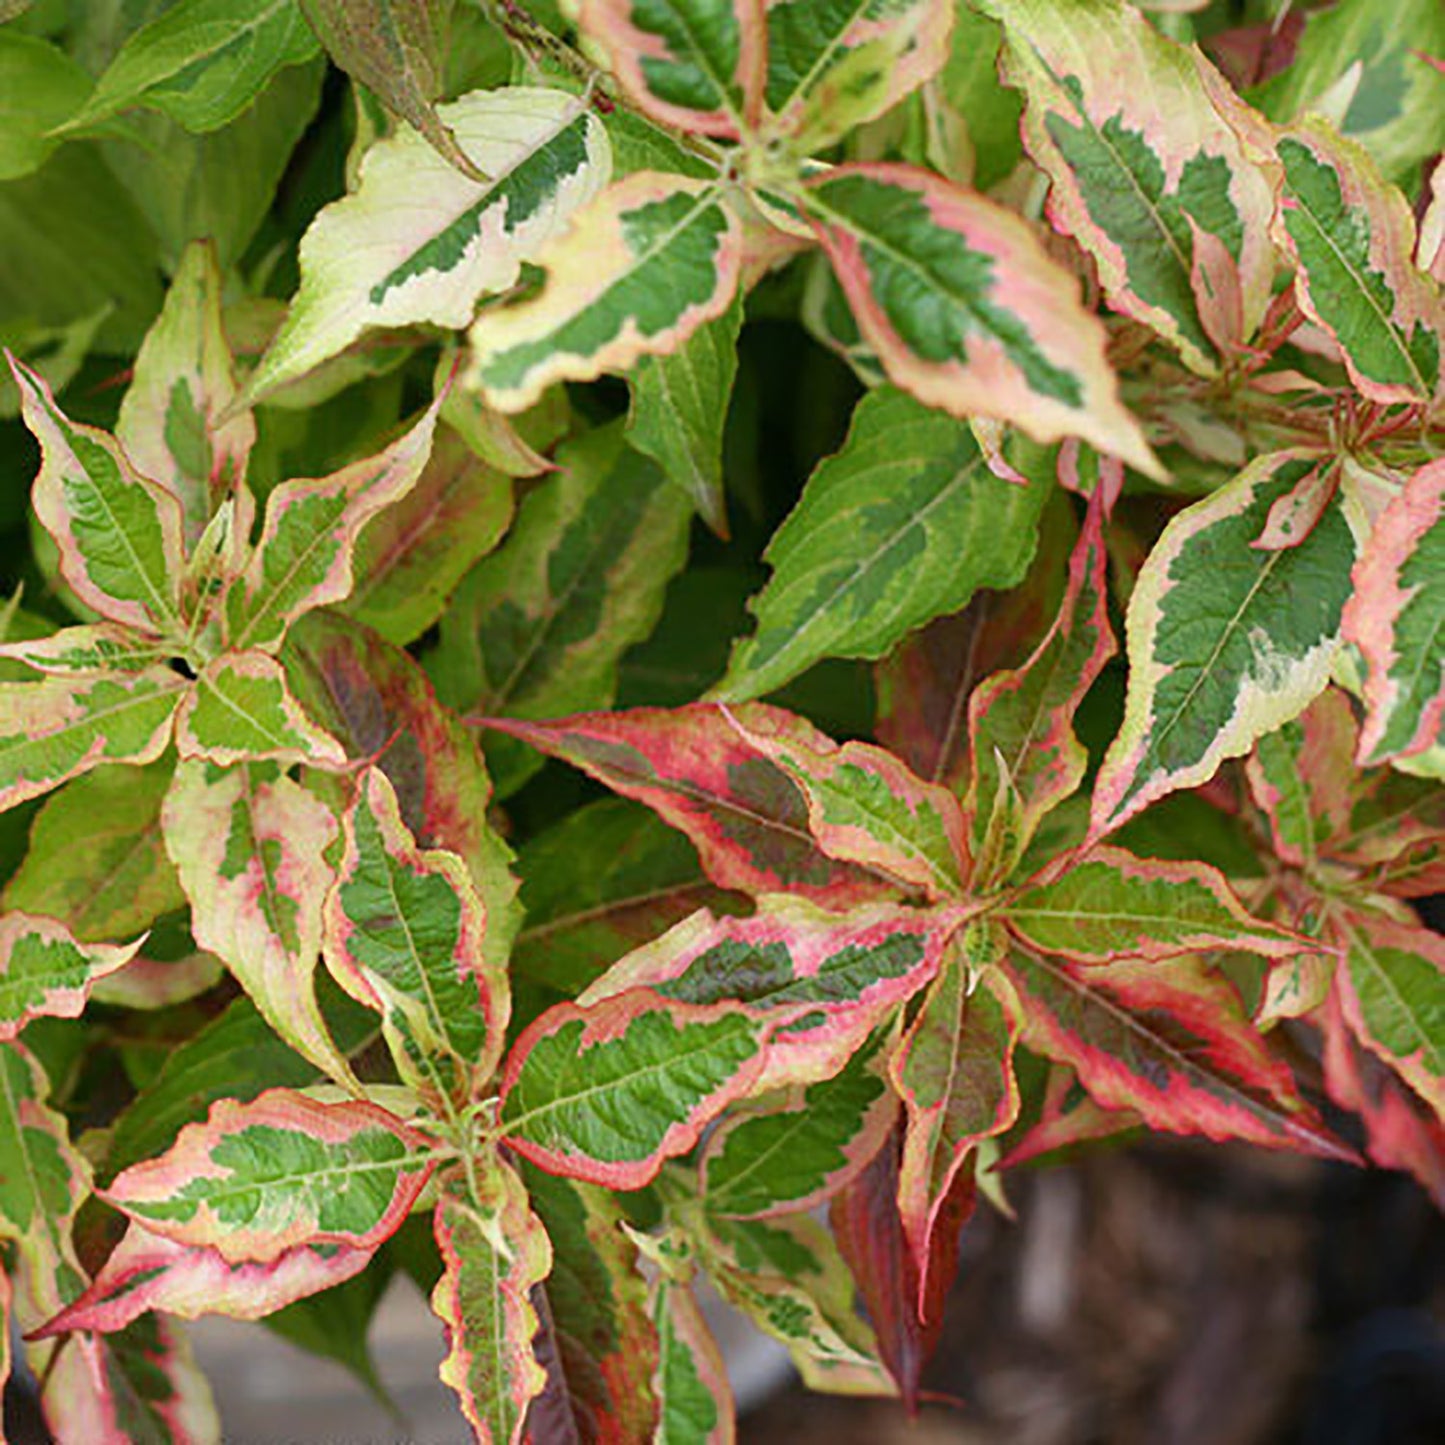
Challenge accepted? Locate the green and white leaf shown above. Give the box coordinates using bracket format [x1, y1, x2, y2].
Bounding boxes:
[0, 913, 144, 1037]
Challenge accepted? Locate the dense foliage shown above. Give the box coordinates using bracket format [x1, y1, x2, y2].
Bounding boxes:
[1, 0, 1443, 1438]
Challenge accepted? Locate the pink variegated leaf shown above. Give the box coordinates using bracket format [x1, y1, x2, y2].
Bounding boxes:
[983, 0, 1280, 373]
[431, 1160, 551, 1445]
[996, 1062, 1142, 1171]
[1333, 908, 1445, 1117]
[174, 650, 345, 767]
[103, 1088, 433, 1265]
[830, 1123, 972, 1410]
[161, 759, 357, 1089]
[479, 705, 901, 907]
[0, 668, 187, 813]
[468, 174, 743, 413]
[1003, 845, 1303, 964]
[892, 952, 1019, 1297]
[0, 914, 145, 1037]
[967, 494, 1113, 884]
[115, 239, 256, 553]
[580, 0, 765, 138]
[0, 624, 169, 675]
[1338, 772, 1445, 900]
[9, 356, 186, 637]
[1251, 459, 1339, 551]
[718, 703, 969, 899]
[223, 396, 442, 654]
[801, 163, 1157, 472]
[32, 1225, 373, 1336]
[500, 989, 771, 1189]
[575, 900, 963, 1091]
[700, 1026, 897, 1219]
[324, 766, 503, 1106]
[1342, 457, 1445, 764]
[1000, 943, 1353, 1160]
[1274, 118, 1443, 407]
[648, 1266, 735, 1443]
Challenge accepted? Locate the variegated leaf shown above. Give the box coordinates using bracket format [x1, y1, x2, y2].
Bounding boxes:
[1341, 457, 1445, 764]
[478, 705, 901, 906]
[245, 88, 611, 401]
[34, 1224, 373, 1335]
[1334, 909, 1445, 1117]
[0, 914, 143, 1038]
[0, 669, 186, 813]
[1092, 452, 1359, 835]
[223, 399, 441, 653]
[580, 0, 765, 137]
[762, 0, 953, 149]
[116, 239, 255, 552]
[500, 989, 770, 1188]
[801, 164, 1156, 470]
[967, 495, 1113, 884]
[649, 1267, 735, 1443]
[715, 386, 1049, 702]
[174, 650, 345, 767]
[3, 759, 183, 941]
[282, 610, 521, 982]
[576, 900, 960, 1090]
[431, 1161, 551, 1445]
[104, 1089, 432, 1264]
[467, 173, 743, 412]
[520, 1163, 660, 1442]
[717, 703, 969, 899]
[11, 357, 185, 636]
[431, 422, 691, 793]
[1274, 118, 1442, 406]
[892, 954, 1019, 1284]
[996, 1061, 1141, 1170]
[1001, 944, 1351, 1159]
[984, 0, 1280, 370]
[345, 425, 514, 646]
[162, 759, 355, 1088]
[701, 1026, 896, 1219]
[324, 767, 501, 1106]
[1003, 846, 1301, 964]
[0, 622, 172, 678]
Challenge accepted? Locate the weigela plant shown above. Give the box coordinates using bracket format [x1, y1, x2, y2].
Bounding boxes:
[0, 0, 1442, 1438]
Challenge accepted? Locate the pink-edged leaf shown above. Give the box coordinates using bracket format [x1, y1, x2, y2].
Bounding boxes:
[830, 1123, 972, 1411]
[223, 396, 442, 653]
[468, 173, 743, 413]
[161, 759, 356, 1088]
[718, 703, 969, 899]
[499, 989, 770, 1189]
[1003, 845, 1303, 963]
[0, 914, 144, 1038]
[892, 955, 1019, 1294]
[700, 1026, 897, 1219]
[324, 766, 503, 1106]
[1338, 771, 1445, 900]
[103, 1088, 433, 1264]
[0, 668, 186, 813]
[1334, 908, 1445, 1117]
[479, 705, 901, 907]
[519, 1162, 661, 1443]
[966, 494, 1113, 884]
[648, 1267, 734, 1443]
[801, 163, 1157, 472]
[431, 1159, 551, 1445]
[1090, 451, 1358, 836]
[0, 624, 169, 676]
[174, 650, 345, 767]
[1000, 943, 1352, 1160]
[575, 900, 963, 1091]
[1321, 985, 1445, 1211]
[10, 355, 185, 636]
[1342, 457, 1445, 764]
[1274, 118, 1443, 406]
[996, 1061, 1142, 1171]
[983, 0, 1280, 372]
[1251, 458, 1339, 551]
[579, 0, 765, 138]
[90, 1313, 221, 1444]
[115, 238, 256, 552]
[32, 1224, 373, 1336]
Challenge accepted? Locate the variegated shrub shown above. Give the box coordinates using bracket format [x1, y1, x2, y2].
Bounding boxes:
[0, 0, 1442, 1439]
